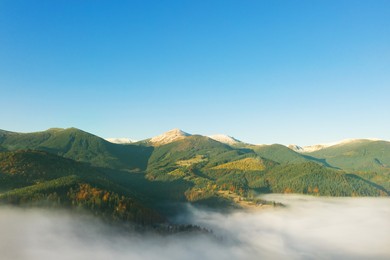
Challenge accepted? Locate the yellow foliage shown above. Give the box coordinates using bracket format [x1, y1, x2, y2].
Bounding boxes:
[211, 158, 265, 171]
[102, 192, 110, 202]
[176, 155, 208, 167]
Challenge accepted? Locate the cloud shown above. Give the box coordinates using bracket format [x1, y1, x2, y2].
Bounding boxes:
[0, 195, 389, 260]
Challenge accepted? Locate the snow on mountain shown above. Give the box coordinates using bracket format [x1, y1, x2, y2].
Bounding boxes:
[287, 144, 304, 152]
[149, 128, 191, 145]
[289, 144, 329, 153]
[105, 138, 135, 144]
[288, 138, 382, 153]
[208, 134, 241, 145]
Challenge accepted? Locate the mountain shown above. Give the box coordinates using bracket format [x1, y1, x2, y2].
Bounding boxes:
[288, 138, 383, 153]
[105, 138, 134, 144]
[0, 149, 100, 192]
[250, 144, 327, 165]
[0, 129, 15, 136]
[0, 150, 165, 225]
[0, 128, 152, 170]
[289, 143, 334, 153]
[303, 139, 390, 173]
[252, 162, 388, 196]
[148, 129, 191, 146]
[0, 127, 389, 229]
[146, 134, 250, 179]
[208, 134, 242, 145]
[144, 135, 388, 200]
[288, 144, 304, 152]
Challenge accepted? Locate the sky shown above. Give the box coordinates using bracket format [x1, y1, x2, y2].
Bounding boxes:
[0, 0, 389, 146]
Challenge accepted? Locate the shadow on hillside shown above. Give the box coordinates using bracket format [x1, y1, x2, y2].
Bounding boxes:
[99, 168, 194, 216]
[301, 154, 339, 169]
[345, 174, 389, 195]
[108, 144, 154, 171]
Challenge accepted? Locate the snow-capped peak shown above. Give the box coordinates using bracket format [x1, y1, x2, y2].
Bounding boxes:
[105, 138, 135, 144]
[149, 128, 191, 145]
[208, 134, 241, 145]
[288, 138, 382, 153]
[288, 144, 304, 151]
[288, 144, 327, 153]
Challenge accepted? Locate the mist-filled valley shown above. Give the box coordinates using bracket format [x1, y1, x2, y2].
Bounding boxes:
[2, 0, 390, 259]
[1, 128, 390, 259]
[1, 195, 389, 260]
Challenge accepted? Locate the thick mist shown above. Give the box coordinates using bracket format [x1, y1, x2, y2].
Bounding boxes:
[1, 195, 389, 260]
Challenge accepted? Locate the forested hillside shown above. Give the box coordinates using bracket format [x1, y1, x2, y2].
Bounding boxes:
[0, 128, 389, 228]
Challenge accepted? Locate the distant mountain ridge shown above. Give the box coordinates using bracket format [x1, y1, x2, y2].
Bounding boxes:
[102, 128, 387, 151]
[208, 134, 242, 145]
[145, 129, 244, 146]
[2, 128, 389, 174]
[0, 126, 389, 228]
[148, 128, 191, 145]
[288, 138, 384, 153]
[0, 127, 153, 170]
[105, 138, 135, 144]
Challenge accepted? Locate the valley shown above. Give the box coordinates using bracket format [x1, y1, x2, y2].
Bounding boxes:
[0, 127, 389, 230]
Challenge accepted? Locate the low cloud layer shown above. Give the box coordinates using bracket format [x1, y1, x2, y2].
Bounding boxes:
[0, 195, 389, 260]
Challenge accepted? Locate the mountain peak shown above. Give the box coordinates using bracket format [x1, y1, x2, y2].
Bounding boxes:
[105, 138, 134, 144]
[149, 129, 191, 145]
[166, 128, 189, 135]
[288, 144, 303, 151]
[288, 138, 384, 153]
[208, 134, 241, 145]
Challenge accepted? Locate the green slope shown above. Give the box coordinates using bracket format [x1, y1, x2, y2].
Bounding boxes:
[144, 136, 274, 205]
[144, 135, 388, 199]
[146, 135, 256, 180]
[0, 175, 165, 225]
[0, 150, 105, 192]
[257, 162, 388, 196]
[203, 160, 388, 197]
[250, 144, 329, 166]
[0, 150, 165, 225]
[1, 128, 388, 219]
[0, 128, 153, 170]
[306, 140, 390, 173]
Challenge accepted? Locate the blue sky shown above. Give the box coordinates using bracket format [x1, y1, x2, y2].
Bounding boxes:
[0, 0, 389, 145]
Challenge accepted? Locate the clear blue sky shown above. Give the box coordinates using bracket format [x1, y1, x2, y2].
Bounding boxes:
[1, 0, 389, 145]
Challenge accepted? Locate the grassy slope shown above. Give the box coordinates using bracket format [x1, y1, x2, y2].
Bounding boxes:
[211, 157, 266, 171]
[250, 144, 330, 166]
[0, 128, 153, 170]
[0, 150, 165, 225]
[0, 150, 105, 192]
[1, 129, 388, 212]
[259, 162, 388, 196]
[146, 135, 255, 179]
[306, 140, 390, 173]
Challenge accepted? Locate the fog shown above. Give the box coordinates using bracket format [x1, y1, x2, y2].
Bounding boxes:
[1, 195, 389, 260]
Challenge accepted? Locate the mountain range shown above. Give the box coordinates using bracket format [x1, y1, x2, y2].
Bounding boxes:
[0, 127, 389, 229]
